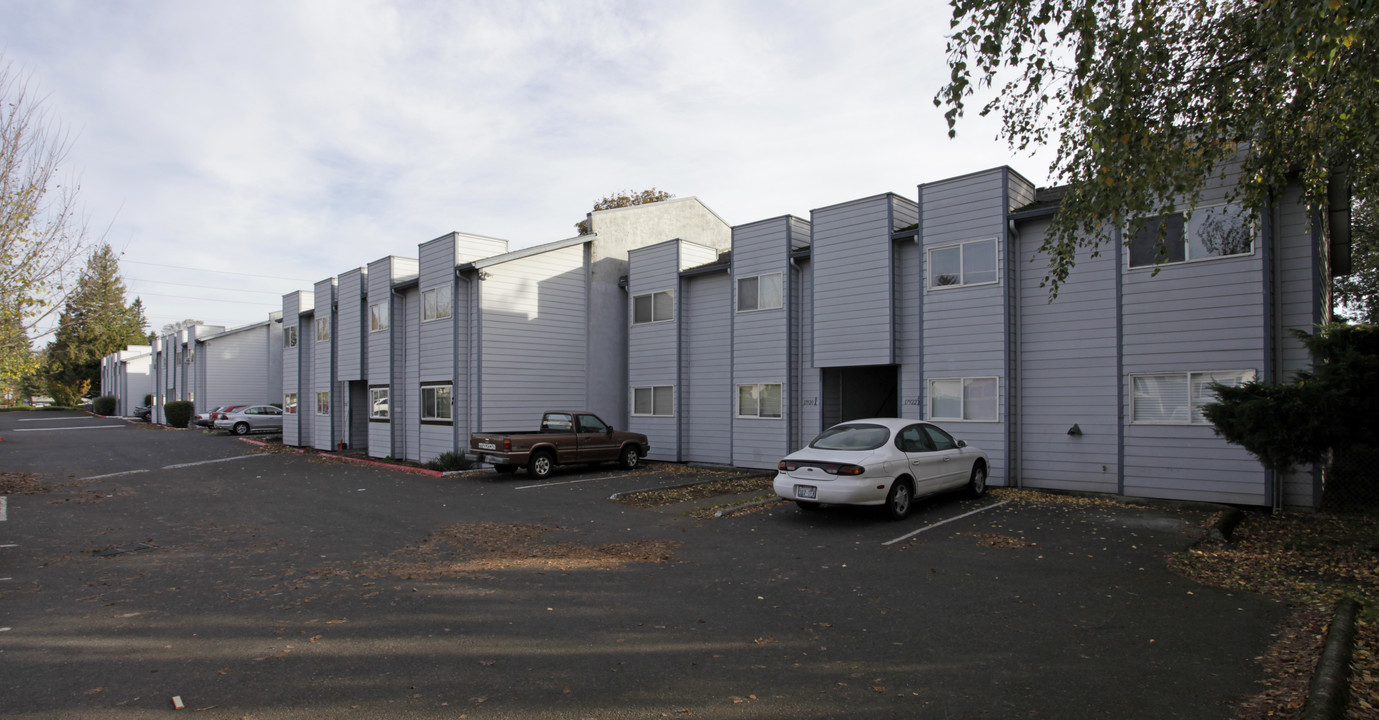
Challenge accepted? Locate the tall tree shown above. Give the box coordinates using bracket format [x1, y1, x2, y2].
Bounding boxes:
[936, 0, 1377, 296]
[43, 245, 147, 405]
[1334, 196, 1378, 324]
[575, 188, 674, 235]
[0, 54, 93, 381]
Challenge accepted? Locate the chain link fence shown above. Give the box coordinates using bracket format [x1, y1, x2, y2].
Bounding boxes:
[1322, 444, 1379, 512]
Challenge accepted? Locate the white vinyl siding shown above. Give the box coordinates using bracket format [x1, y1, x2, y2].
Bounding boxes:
[422, 287, 452, 322]
[737, 383, 782, 419]
[632, 386, 673, 416]
[633, 291, 674, 324]
[1131, 370, 1255, 425]
[928, 238, 998, 289]
[736, 273, 782, 312]
[421, 384, 452, 421]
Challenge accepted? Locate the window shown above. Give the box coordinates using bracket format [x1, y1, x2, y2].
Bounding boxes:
[737, 383, 783, 418]
[423, 287, 452, 322]
[737, 273, 783, 312]
[284, 326, 297, 348]
[370, 302, 389, 332]
[633, 291, 674, 324]
[1129, 205, 1256, 268]
[370, 387, 389, 420]
[315, 391, 330, 415]
[316, 317, 330, 342]
[284, 393, 297, 414]
[929, 377, 999, 421]
[421, 384, 452, 421]
[928, 238, 998, 288]
[632, 386, 674, 416]
[1131, 370, 1255, 424]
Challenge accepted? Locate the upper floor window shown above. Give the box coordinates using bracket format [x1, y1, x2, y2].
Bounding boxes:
[284, 326, 298, 348]
[928, 238, 997, 289]
[1131, 369, 1255, 424]
[316, 317, 330, 342]
[370, 302, 389, 332]
[633, 291, 674, 325]
[1128, 204, 1256, 268]
[929, 377, 999, 421]
[737, 273, 783, 312]
[423, 287, 452, 322]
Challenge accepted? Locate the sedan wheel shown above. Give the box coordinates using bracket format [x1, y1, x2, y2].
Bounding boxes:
[967, 464, 988, 498]
[884, 480, 913, 521]
[233, 422, 250, 436]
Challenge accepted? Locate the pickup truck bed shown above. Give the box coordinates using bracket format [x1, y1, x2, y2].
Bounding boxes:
[470, 411, 649, 479]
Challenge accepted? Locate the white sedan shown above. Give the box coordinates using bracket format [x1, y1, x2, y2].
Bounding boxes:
[773, 418, 989, 520]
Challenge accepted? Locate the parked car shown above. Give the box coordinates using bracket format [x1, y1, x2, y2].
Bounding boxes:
[213, 404, 284, 435]
[469, 411, 650, 479]
[195, 406, 227, 427]
[206, 404, 249, 427]
[773, 418, 988, 520]
[132, 405, 152, 421]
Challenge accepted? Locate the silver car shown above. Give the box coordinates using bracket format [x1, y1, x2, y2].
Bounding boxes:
[213, 404, 284, 435]
[773, 418, 989, 520]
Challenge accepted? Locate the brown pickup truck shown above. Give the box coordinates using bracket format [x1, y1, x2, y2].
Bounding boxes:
[469, 411, 650, 479]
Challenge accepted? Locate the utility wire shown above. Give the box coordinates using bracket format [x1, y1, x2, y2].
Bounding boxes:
[124, 259, 313, 283]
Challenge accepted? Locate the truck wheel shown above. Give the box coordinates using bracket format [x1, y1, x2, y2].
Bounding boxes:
[528, 451, 554, 479]
[618, 445, 640, 470]
[493, 464, 517, 474]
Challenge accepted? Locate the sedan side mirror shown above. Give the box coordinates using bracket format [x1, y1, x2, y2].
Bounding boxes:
[957, 440, 967, 448]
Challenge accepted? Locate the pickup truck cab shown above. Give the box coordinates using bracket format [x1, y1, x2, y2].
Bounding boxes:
[469, 411, 650, 479]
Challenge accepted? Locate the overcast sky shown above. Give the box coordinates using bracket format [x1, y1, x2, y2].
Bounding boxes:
[3, 0, 1056, 336]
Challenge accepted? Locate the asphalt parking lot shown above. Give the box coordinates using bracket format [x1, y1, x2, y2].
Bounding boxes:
[0, 412, 1289, 719]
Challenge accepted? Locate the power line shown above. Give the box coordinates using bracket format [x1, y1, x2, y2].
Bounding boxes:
[126, 277, 287, 296]
[133, 290, 282, 306]
[123, 260, 314, 283]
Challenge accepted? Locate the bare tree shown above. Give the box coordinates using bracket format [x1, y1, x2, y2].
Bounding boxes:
[0, 54, 92, 381]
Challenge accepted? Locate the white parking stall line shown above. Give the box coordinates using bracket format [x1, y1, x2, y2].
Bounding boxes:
[11, 425, 126, 432]
[514, 475, 621, 490]
[16, 416, 101, 422]
[82, 469, 151, 481]
[881, 500, 1011, 546]
[162, 454, 272, 470]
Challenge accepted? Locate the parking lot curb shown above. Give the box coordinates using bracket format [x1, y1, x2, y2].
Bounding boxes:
[235, 438, 445, 477]
[1301, 598, 1361, 720]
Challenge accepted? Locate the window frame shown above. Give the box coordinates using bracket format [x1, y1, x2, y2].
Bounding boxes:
[632, 290, 675, 325]
[420, 383, 453, 423]
[1127, 203, 1258, 270]
[928, 376, 1000, 422]
[315, 391, 330, 416]
[736, 273, 784, 313]
[1130, 369, 1256, 425]
[315, 317, 331, 342]
[631, 385, 674, 417]
[369, 302, 389, 332]
[283, 392, 298, 415]
[369, 387, 389, 421]
[927, 238, 999, 290]
[736, 382, 783, 419]
[284, 326, 297, 348]
[422, 287, 452, 322]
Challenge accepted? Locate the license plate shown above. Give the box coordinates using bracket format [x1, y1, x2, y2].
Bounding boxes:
[477, 442, 496, 450]
[795, 485, 817, 499]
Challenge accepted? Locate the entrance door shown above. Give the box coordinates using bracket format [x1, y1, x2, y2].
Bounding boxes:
[822, 365, 899, 427]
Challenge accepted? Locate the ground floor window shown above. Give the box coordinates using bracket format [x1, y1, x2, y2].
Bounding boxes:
[1131, 370, 1255, 424]
[315, 391, 330, 415]
[421, 384, 452, 421]
[929, 377, 999, 421]
[284, 393, 297, 414]
[632, 386, 673, 416]
[737, 383, 782, 419]
[370, 387, 389, 420]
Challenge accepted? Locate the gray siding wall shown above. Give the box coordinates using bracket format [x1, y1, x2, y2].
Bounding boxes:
[1275, 185, 1321, 508]
[790, 218, 819, 446]
[282, 292, 312, 446]
[920, 169, 1011, 484]
[478, 244, 587, 431]
[299, 310, 315, 446]
[1017, 217, 1120, 494]
[1121, 163, 1268, 505]
[895, 240, 923, 420]
[337, 269, 366, 382]
[203, 325, 275, 409]
[400, 285, 421, 461]
[628, 241, 682, 460]
[732, 218, 793, 469]
[684, 271, 731, 464]
[419, 236, 457, 462]
[366, 257, 418, 459]
[812, 196, 900, 367]
[313, 279, 337, 451]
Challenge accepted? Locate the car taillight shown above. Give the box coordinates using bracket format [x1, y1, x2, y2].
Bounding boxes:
[835, 464, 865, 476]
[778, 460, 796, 472]
[504, 439, 511, 451]
[778, 460, 865, 476]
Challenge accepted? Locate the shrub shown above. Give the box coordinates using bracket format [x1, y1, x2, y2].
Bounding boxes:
[92, 396, 117, 416]
[164, 401, 194, 428]
[424, 451, 475, 472]
[143, 394, 153, 407]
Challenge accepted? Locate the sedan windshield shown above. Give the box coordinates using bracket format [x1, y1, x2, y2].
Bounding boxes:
[809, 424, 890, 451]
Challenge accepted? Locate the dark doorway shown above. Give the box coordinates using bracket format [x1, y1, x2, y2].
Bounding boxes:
[347, 381, 369, 453]
[821, 365, 899, 427]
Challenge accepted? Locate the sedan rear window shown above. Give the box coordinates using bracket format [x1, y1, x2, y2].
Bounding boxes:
[809, 424, 890, 451]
